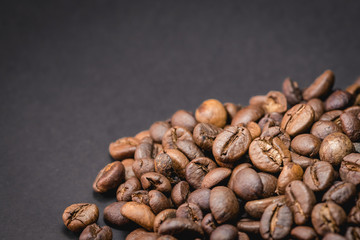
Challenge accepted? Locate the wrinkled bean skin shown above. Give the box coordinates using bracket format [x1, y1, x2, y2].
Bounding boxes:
[193, 123, 223, 152]
[153, 209, 177, 233]
[131, 190, 150, 205]
[339, 153, 360, 185]
[263, 91, 287, 114]
[140, 172, 172, 194]
[281, 103, 315, 136]
[210, 186, 239, 224]
[303, 70, 335, 101]
[116, 176, 141, 202]
[185, 157, 217, 189]
[202, 213, 218, 236]
[260, 126, 291, 148]
[93, 161, 125, 193]
[176, 202, 203, 223]
[319, 132, 354, 166]
[282, 77, 302, 106]
[345, 227, 360, 240]
[62, 203, 99, 232]
[79, 224, 112, 240]
[162, 126, 193, 150]
[311, 202, 346, 236]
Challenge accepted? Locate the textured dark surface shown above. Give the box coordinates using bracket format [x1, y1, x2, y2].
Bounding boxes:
[1, 1, 359, 239]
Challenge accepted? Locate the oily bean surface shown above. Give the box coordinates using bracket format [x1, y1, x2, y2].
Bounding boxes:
[62, 203, 99, 232]
[185, 157, 217, 189]
[79, 224, 112, 240]
[93, 161, 125, 193]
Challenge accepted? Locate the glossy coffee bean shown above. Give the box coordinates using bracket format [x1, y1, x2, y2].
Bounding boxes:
[290, 151, 318, 170]
[224, 102, 241, 121]
[171, 110, 197, 132]
[259, 172, 278, 198]
[131, 190, 150, 205]
[62, 203, 99, 232]
[153, 209, 177, 233]
[310, 120, 342, 140]
[276, 162, 303, 195]
[140, 172, 172, 194]
[303, 161, 335, 192]
[109, 137, 140, 160]
[195, 99, 227, 128]
[116, 176, 141, 201]
[158, 217, 204, 238]
[244, 195, 286, 219]
[176, 202, 203, 224]
[340, 112, 360, 141]
[201, 213, 217, 235]
[291, 134, 321, 158]
[237, 220, 260, 234]
[134, 130, 150, 141]
[319, 132, 354, 166]
[311, 201, 346, 236]
[187, 188, 211, 213]
[210, 224, 238, 240]
[322, 181, 356, 205]
[345, 226, 360, 240]
[263, 91, 287, 113]
[93, 161, 125, 193]
[249, 137, 291, 173]
[319, 110, 343, 123]
[122, 158, 136, 180]
[339, 153, 360, 185]
[285, 180, 316, 225]
[281, 103, 315, 136]
[325, 90, 352, 111]
[103, 201, 130, 226]
[260, 125, 291, 148]
[175, 139, 205, 160]
[307, 98, 325, 121]
[132, 157, 155, 179]
[134, 137, 159, 161]
[210, 186, 239, 224]
[185, 157, 217, 189]
[162, 126, 193, 150]
[249, 95, 267, 106]
[120, 201, 156, 231]
[290, 226, 318, 240]
[231, 104, 264, 125]
[282, 77, 302, 106]
[232, 168, 263, 201]
[259, 112, 284, 128]
[149, 190, 171, 214]
[193, 123, 222, 152]
[79, 224, 112, 240]
[303, 70, 334, 101]
[260, 202, 293, 240]
[150, 121, 171, 143]
[171, 181, 190, 207]
[227, 163, 252, 190]
[246, 121, 261, 139]
[201, 167, 231, 189]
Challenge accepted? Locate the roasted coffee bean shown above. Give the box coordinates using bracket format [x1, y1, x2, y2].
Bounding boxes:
[171, 181, 190, 207]
[109, 137, 140, 160]
[93, 161, 125, 193]
[224, 102, 241, 121]
[246, 121, 261, 139]
[259, 112, 284, 128]
[134, 137, 160, 161]
[260, 125, 291, 148]
[323, 233, 347, 240]
[227, 163, 252, 190]
[322, 181, 356, 205]
[249, 95, 267, 106]
[238, 232, 250, 240]
[62, 203, 99, 232]
[149, 190, 171, 214]
[259, 172, 278, 198]
[201, 213, 218, 235]
[212, 125, 251, 167]
[140, 172, 172, 194]
[122, 158, 136, 180]
[237, 220, 260, 234]
[158, 217, 204, 238]
[303, 161, 335, 192]
[162, 126, 193, 150]
[193, 123, 223, 152]
[319, 110, 343, 123]
[153, 209, 177, 233]
[132, 157, 155, 179]
[285, 180, 316, 225]
[210, 186, 239, 224]
[244, 195, 286, 219]
[345, 226, 360, 240]
[176, 202, 203, 223]
[231, 104, 264, 125]
[175, 139, 205, 160]
[171, 110, 197, 132]
[260, 202, 293, 240]
[188, 188, 211, 212]
[195, 99, 227, 128]
[339, 153, 360, 185]
[201, 167, 231, 189]
[210, 224, 238, 240]
[282, 77, 302, 106]
[263, 91, 287, 114]
[232, 168, 263, 201]
[291, 134, 321, 158]
[290, 226, 318, 240]
[340, 112, 360, 141]
[307, 98, 325, 121]
[103, 201, 130, 226]
[276, 162, 303, 195]
[157, 235, 178, 240]
[249, 137, 291, 173]
[311, 201, 346, 236]
[325, 90, 352, 111]
[126, 229, 159, 240]
[354, 142, 360, 153]
[344, 105, 360, 115]
[290, 151, 318, 169]
[281, 103, 315, 136]
[348, 199, 360, 225]
[310, 120, 342, 140]
[131, 190, 150, 205]
[154, 149, 189, 184]
[185, 157, 217, 189]
[79, 224, 112, 240]
[319, 132, 354, 166]
[116, 176, 141, 201]
[150, 121, 171, 143]
[303, 70, 335, 100]
[134, 130, 151, 141]
[121, 201, 156, 231]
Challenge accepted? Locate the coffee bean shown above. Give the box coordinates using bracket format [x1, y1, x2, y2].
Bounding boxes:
[162, 126, 193, 150]
[224, 102, 241, 121]
[303, 161, 335, 192]
[227, 163, 252, 190]
[249, 95, 267, 106]
[231, 105, 264, 125]
[150, 121, 171, 143]
[285, 180, 316, 225]
[344, 105, 360, 115]
[126, 229, 159, 240]
[134, 137, 160, 161]
[263, 91, 288, 113]
[260, 202, 293, 240]
[171, 110, 197, 132]
[153, 209, 177, 233]
[116, 176, 141, 201]
[201, 213, 218, 236]
[345, 226, 360, 240]
[62, 203, 99, 232]
[132, 157, 155, 179]
[260, 125, 291, 148]
[210, 224, 238, 240]
[201, 167, 231, 189]
[122, 158, 136, 180]
[232, 168, 263, 201]
[175, 139, 205, 160]
[134, 130, 150, 141]
[195, 99, 227, 128]
[259, 172, 278, 198]
[348, 200, 360, 225]
[93, 161, 125, 193]
[323, 233, 347, 240]
[193, 123, 223, 152]
[171, 181, 190, 207]
[307, 98, 325, 121]
[325, 90, 352, 111]
[149, 190, 171, 214]
[210, 186, 239, 224]
[339, 153, 360, 185]
[246, 121, 261, 139]
[157, 235, 178, 240]
[322, 181, 356, 205]
[291, 134, 321, 158]
[188, 188, 211, 213]
[244, 195, 286, 219]
[340, 112, 360, 141]
[140, 172, 172, 194]
[290, 226, 318, 240]
[237, 219, 260, 234]
[282, 77, 302, 106]
[319, 132, 354, 166]
[290, 151, 318, 169]
[249, 137, 291, 173]
[212, 125, 251, 167]
[319, 109, 343, 122]
[303, 70, 334, 100]
[131, 190, 150, 205]
[185, 157, 217, 189]
[276, 162, 303, 195]
[120, 201, 156, 231]
[258, 112, 284, 129]
[79, 224, 112, 240]
[310, 120, 342, 140]
[109, 137, 140, 160]
[281, 103, 315, 136]
[176, 202, 203, 223]
[158, 217, 204, 238]
[238, 232, 250, 240]
[311, 201, 346, 236]
[103, 201, 130, 226]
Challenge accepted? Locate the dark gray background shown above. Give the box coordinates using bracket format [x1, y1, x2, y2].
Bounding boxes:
[1, 0, 359, 239]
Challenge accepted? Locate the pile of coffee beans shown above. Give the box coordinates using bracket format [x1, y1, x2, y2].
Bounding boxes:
[62, 70, 360, 240]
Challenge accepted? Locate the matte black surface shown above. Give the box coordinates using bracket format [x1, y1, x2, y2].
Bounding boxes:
[1, 1, 359, 239]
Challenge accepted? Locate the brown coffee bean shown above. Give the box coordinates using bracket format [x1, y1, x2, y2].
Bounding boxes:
[260, 125, 291, 148]
[340, 112, 360, 141]
[224, 102, 241, 121]
[339, 153, 360, 185]
[175, 139, 205, 160]
[210, 186, 239, 224]
[176, 202, 203, 224]
[323, 233, 347, 240]
[249, 137, 291, 173]
[322, 181, 356, 205]
[162, 126, 193, 150]
[193, 123, 223, 152]
[259, 172, 278, 198]
[244, 195, 286, 219]
[307, 98, 325, 121]
[232, 168, 263, 201]
[290, 151, 318, 169]
[125, 228, 147, 240]
[227, 163, 252, 190]
[121, 201, 156, 231]
[153, 209, 177, 233]
[231, 105, 264, 125]
[134, 130, 150, 141]
[158, 217, 204, 238]
[93, 161, 125, 193]
[258, 112, 284, 129]
[319, 132, 354, 166]
[171, 181, 190, 207]
[303, 161, 335, 192]
[62, 203, 99, 232]
[246, 121, 261, 139]
[325, 90, 352, 111]
[149, 190, 171, 214]
[103, 201, 130, 226]
[116, 176, 141, 201]
[150, 121, 171, 143]
[290, 226, 318, 240]
[281, 103, 315, 136]
[187, 188, 211, 213]
[122, 158, 136, 180]
[79, 224, 112, 240]
[201, 213, 218, 236]
[263, 91, 287, 113]
[285, 180, 316, 225]
[134, 137, 160, 161]
[212, 125, 251, 167]
[291, 134, 321, 158]
[311, 202, 346, 236]
[282, 77, 302, 106]
[303, 70, 334, 100]
[140, 172, 172, 194]
[185, 157, 217, 189]
[310, 120, 342, 140]
[345, 226, 360, 240]
[249, 95, 267, 106]
[210, 224, 238, 240]
[237, 220, 260, 234]
[195, 99, 227, 128]
[344, 105, 360, 115]
[131, 190, 150, 205]
[201, 167, 231, 189]
[260, 202, 293, 240]
[171, 110, 197, 132]
[276, 162, 303, 195]
[348, 200, 360, 225]
[319, 110, 343, 122]
[109, 137, 140, 160]
[132, 157, 155, 179]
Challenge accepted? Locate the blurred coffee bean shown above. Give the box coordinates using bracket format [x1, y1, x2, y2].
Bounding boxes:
[232, 168, 263, 201]
[307, 98, 325, 121]
[132, 157, 155, 179]
[276, 162, 303, 195]
[310, 120, 342, 140]
[290, 226, 318, 240]
[140, 172, 172, 194]
[171, 110, 197, 132]
[185, 157, 217, 189]
[158, 217, 204, 238]
[109, 137, 140, 160]
[193, 123, 222, 152]
[290, 151, 318, 169]
[176, 202, 203, 224]
[195, 99, 227, 128]
[150, 121, 171, 143]
[116, 176, 141, 202]
[93, 161, 125, 193]
[322, 181, 356, 205]
[340, 112, 360, 141]
[325, 90, 352, 111]
[282, 77, 302, 106]
[303, 70, 334, 101]
[153, 209, 177, 233]
[79, 224, 112, 240]
[263, 91, 287, 113]
[201, 213, 218, 236]
[187, 188, 211, 213]
[231, 105, 264, 125]
[210, 224, 238, 240]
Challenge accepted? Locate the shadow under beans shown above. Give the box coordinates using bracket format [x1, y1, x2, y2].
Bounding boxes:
[61, 226, 80, 239]
[92, 189, 117, 203]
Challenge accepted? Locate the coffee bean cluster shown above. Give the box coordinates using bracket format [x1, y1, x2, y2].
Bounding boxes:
[63, 70, 360, 240]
